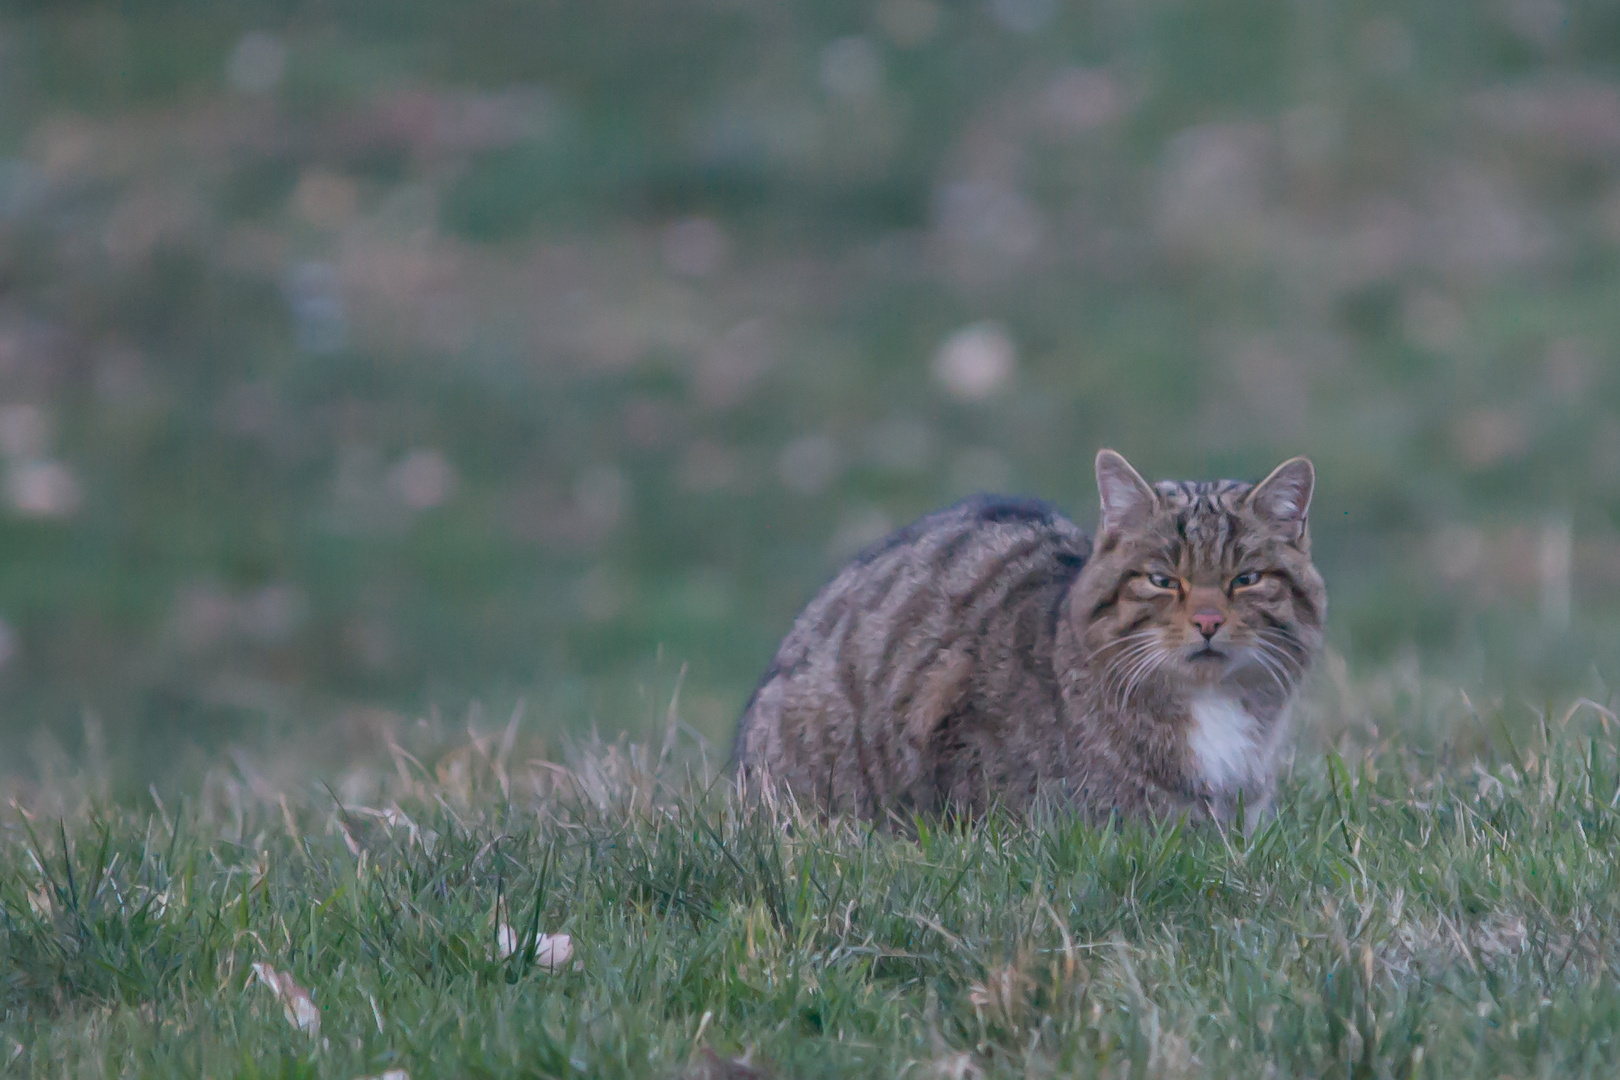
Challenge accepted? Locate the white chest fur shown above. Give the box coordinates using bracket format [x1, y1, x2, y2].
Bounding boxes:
[1187, 694, 1263, 793]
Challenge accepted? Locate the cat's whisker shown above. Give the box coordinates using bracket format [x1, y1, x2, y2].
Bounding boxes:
[1119, 651, 1169, 716]
[1098, 638, 1163, 707]
[1249, 634, 1306, 672]
[1104, 637, 1162, 675]
[1081, 629, 1161, 668]
[1097, 635, 1161, 682]
[1113, 646, 1168, 715]
[1245, 645, 1293, 698]
[1090, 646, 1156, 707]
[1248, 630, 1298, 656]
[1253, 635, 1307, 675]
[1253, 640, 1309, 700]
[1102, 652, 1154, 716]
[1253, 639, 1294, 673]
[1252, 627, 1307, 655]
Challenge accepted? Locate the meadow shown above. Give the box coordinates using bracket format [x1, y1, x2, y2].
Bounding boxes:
[4, 0, 1620, 1074]
[8, 683, 1620, 1078]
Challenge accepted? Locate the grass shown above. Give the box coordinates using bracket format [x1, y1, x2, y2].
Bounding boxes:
[8, 685, 1620, 1078]
[4, 1, 1620, 1072]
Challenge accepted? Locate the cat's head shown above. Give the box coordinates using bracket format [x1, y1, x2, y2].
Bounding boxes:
[1070, 449, 1327, 703]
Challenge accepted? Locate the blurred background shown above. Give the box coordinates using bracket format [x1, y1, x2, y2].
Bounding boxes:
[1, 0, 1619, 787]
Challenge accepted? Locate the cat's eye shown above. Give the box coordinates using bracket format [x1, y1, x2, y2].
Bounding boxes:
[1230, 571, 1262, 589]
[1146, 573, 1178, 590]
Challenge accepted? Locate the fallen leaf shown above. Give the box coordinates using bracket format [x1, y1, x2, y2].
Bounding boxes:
[251, 962, 320, 1035]
[535, 932, 573, 971]
[494, 922, 519, 960]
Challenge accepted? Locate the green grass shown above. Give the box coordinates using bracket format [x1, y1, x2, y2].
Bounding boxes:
[9, 691, 1620, 1078]
[3, 3, 1620, 1069]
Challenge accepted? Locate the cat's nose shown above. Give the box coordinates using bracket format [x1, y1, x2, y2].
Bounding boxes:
[1190, 609, 1225, 639]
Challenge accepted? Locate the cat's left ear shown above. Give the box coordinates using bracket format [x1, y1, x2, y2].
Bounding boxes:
[1095, 449, 1157, 536]
[1247, 456, 1315, 544]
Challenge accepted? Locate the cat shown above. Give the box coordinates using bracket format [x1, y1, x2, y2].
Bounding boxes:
[731, 450, 1325, 827]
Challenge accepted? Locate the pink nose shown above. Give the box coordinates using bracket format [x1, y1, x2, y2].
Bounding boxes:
[1190, 609, 1225, 639]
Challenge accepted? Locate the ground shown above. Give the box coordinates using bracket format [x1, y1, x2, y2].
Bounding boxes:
[6, 683, 1620, 1078]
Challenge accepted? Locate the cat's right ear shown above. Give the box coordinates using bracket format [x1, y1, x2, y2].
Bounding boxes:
[1095, 449, 1156, 535]
[1246, 456, 1315, 544]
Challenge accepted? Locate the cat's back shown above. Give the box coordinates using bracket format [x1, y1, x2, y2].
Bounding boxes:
[733, 495, 1091, 811]
[759, 494, 1090, 682]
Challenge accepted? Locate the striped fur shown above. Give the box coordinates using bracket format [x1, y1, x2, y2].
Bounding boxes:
[733, 450, 1327, 826]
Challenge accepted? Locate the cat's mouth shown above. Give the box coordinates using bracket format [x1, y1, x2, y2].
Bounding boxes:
[1186, 646, 1227, 662]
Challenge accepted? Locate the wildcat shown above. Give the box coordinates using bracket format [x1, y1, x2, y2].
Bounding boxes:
[731, 450, 1325, 826]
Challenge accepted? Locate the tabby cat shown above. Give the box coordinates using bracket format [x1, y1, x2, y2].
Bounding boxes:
[732, 450, 1325, 826]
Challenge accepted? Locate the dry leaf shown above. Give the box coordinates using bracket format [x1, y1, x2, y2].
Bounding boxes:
[535, 932, 573, 971]
[494, 922, 519, 960]
[490, 920, 572, 970]
[250, 962, 320, 1035]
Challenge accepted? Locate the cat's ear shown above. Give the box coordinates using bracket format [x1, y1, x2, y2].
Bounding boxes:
[1247, 456, 1315, 542]
[1095, 449, 1157, 535]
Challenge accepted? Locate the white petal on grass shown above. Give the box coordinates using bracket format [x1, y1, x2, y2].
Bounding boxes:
[534, 932, 574, 971]
[492, 925, 573, 969]
[495, 921, 519, 960]
[250, 962, 320, 1035]
[932, 323, 1016, 402]
[385, 449, 458, 511]
[7, 460, 82, 518]
[355, 1072, 410, 1080]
